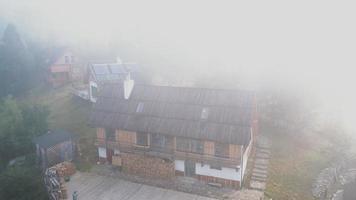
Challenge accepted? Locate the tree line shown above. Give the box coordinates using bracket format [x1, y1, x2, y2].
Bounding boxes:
[0, 24, 49, 200]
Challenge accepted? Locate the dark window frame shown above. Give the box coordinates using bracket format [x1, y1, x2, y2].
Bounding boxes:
[176, 137, 190, 152]
[214, 142, 230, 158]
[105, 128, 115, 140]
[176, 137, 204, 154]
[91, 85, 98, 99]
[210, 164, 222, 170]
[136, 132, 149, 146]
[151, 133, 166, 148]
[190, 139, 204, 154]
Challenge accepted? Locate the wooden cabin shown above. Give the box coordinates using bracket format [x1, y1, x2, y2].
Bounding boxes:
[47, 48, 84, 87]
[90, 80, 258, 188]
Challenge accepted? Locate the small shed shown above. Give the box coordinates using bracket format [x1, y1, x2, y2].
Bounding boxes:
[33, 130, 74, 169]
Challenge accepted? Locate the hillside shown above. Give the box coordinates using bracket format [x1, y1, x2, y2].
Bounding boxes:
[25, 85, 96, 171]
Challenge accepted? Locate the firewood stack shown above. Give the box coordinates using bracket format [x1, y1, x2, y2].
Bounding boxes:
[59, 178, 68, 199]
[51, 161, 76, 177]
[45, 162, 76, 200]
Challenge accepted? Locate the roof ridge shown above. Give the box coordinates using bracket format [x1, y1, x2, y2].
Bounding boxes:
[133, 83, 255, 93]
[96, 96, 254, 109]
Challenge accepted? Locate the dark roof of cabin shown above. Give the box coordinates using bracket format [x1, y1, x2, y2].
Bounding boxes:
[90, 84, 255, 145]
[33, 130, 72, 149]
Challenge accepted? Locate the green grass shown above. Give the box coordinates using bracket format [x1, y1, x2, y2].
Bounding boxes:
[25, 85, 97, 171]
[264, 125, 336, 200]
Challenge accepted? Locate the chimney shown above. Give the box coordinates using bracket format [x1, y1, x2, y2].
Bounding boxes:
[116, 57, 123, 64]
[124, 72, 134, 99]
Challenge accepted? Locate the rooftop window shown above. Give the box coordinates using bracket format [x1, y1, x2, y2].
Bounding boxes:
[136, 102, 144, 113]
[201, 107, 209, 120]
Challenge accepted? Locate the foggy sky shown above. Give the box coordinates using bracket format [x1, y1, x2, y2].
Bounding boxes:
[1, 0, 356, 131]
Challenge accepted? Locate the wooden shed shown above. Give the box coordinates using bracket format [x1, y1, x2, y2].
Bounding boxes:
[33, 130, 74, 169]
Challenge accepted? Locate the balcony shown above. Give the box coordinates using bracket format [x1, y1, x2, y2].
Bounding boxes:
[95, 139, 241, 167]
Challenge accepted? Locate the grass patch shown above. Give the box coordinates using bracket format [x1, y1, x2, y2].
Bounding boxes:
[264, 126, 336, 200]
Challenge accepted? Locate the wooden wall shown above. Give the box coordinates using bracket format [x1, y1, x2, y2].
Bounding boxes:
[204, 141, 214, 156]
[229, 144, 241, 159]
[97, 128, 105, 139]
[98, 128, 241, 160]
[116, 130, 136, 145]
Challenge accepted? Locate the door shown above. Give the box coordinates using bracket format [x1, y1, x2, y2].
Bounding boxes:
[184, 160, 196, 177]
[106, 149, 114, 164]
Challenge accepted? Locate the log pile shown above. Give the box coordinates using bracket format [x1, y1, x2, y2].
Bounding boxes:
[112, 155, 122, 166]
[44, 162, 76, 200]
[44, 168, 61, 200]
[51, 161, 76, 177]
[59, 178, 68, 199]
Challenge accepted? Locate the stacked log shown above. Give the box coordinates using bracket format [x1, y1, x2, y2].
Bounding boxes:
[121, 153, 175, 179]
[59, 178, 68, 199]
[45, 162, 76, 200]
[44, 168, 61, 200]
[112, 155, 122, 166]
[51, 161, 76, 177]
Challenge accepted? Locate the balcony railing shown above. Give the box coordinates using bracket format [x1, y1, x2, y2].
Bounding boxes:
[95, 139, 241, 166]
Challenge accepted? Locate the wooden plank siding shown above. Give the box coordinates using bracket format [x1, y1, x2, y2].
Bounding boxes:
[116, 130, 136, 144]
[96, 128, 105, 139]
[204, 141, 214, 155]
[97, 129, 242, 166]
[229, 144, 241, 159]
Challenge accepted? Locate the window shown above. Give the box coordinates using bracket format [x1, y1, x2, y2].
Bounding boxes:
[176, 137, 190, 152]
[235, 166, 240, 172]
[190, 139, 204, 154]
[65, 56, 69, 64]
[176, 137, 203, 154]
[136, 102, 144, 113]
[201, 107, 209, 120]
[215, 142, 230, 158]
[136, 132, 148, 146]
[210, 164, 222, 170]
[105, 128, 115, 140]
[151, 133, 166, 148]
[71, 56, 75, 63]
[91, 85, 98, 99]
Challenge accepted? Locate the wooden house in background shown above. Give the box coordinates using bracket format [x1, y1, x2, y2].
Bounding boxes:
[90, 77, 258, 188]
[47, 48, 79, 87]
[87, 60, 140, 102]
[33, 130, 74, 169]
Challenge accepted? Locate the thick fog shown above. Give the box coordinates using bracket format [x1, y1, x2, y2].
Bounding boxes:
[1, 0, 356, 131]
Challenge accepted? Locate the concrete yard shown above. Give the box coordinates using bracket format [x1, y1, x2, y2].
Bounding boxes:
[66, 172, 216, 200]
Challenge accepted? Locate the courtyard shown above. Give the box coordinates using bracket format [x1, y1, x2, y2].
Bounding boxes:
[66, 172, 216, 200]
